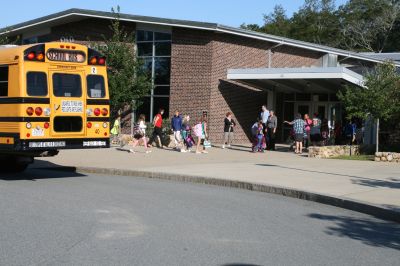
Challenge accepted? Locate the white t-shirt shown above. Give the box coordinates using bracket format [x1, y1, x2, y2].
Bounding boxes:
[139, 120, 147, 134]
[261, 110, 270, 124]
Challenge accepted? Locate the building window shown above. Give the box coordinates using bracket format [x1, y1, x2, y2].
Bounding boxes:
[136, 29, 171, 120]
[0, 66, 9, 96]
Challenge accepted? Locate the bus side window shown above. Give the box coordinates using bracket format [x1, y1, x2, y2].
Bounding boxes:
[0, 66, 9, 97]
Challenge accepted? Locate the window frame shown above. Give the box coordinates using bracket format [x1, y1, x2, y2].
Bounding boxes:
[86, 74, 106, 98]
[26, 71, 48, 97]
[0, 65, 9, 97]
[52, 73, 83, 98]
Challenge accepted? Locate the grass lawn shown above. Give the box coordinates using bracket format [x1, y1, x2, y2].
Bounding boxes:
[330, 155, 375, 161]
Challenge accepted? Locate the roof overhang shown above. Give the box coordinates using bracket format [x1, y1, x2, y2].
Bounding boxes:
[227, 67, 365, 93]
[1, 8, 400, 67]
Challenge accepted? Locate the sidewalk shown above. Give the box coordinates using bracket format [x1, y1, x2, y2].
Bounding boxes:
[32, 144, 400, 221]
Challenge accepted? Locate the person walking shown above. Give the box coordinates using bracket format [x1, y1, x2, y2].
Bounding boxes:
[222, 112, 236, 149]
[130, 114, 151, 154]
[181, 115, 193, 152]
[110, 114, 121, 145]
[194, 118, 207, 154]
[284, 113, 306, 154]
[266, 110, 277, 151]
[148, 108, 164, 148]
[171, 110, 183, 150]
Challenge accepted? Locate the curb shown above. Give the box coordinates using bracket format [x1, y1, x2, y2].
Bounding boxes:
[44, 166, 400, 223]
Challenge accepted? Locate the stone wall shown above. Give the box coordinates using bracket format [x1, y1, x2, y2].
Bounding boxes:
[375, 152, 400, 163]
[308, 146, 360, 158]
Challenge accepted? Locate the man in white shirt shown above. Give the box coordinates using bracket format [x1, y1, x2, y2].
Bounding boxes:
[260, 105, 270, 131]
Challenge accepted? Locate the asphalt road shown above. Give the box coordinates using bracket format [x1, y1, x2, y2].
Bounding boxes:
[0, 168, 399, 266]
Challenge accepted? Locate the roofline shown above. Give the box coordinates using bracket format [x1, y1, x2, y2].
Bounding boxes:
[227, 67, 365, 87]
[1, 8, 400, 67]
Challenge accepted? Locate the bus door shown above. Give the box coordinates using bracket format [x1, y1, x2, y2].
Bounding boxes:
[48, 70, 86, 137]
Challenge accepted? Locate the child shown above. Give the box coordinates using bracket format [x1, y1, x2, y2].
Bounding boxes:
[254, 121, 265, 153]
[110, 115, 121, 145]
[130, 114, 151, 154]
[193, 118, 207, 154]
[181, 115, 192, 152]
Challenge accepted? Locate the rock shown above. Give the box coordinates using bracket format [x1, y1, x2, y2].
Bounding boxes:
[375, 152, 382, 157]
[387, 154, 393, 162]
[375, 157, 381, 162]
[381, 156, 387, 162]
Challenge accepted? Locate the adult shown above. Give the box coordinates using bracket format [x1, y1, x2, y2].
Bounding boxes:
[310, 117, 321, 147]
[260, 105, 270, 131]
[222, 112, 236, 149]
[344, 119, 356, 145]
[148, 108, 164, 148]
[284, 113, 306, 154]
[304, 114, 312, 148]
[171, 110, 183, 150]
[130, 114, 151, 154]
[266, 110, 277, 151]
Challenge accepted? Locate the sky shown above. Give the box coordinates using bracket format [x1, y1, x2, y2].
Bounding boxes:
[1, 0, 348, 29]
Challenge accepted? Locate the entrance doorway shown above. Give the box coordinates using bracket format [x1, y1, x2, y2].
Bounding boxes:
[295, 102, 330, 120]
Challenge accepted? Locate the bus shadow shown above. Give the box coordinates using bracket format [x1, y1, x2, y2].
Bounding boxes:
[0, 160, 86, 181]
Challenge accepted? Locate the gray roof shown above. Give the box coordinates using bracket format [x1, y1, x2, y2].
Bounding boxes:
[360, 53, 400, 62]
[1, 8, 400, 67]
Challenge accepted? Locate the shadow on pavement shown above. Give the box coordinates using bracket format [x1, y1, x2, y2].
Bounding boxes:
[0, 160, 85, 181]
[351, 177, 400, 189]
[308, 213, 400, 250]
[255, 163, 388, 180]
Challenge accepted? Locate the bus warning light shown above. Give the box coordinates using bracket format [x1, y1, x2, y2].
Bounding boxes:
[94, 108, 101, 116]
[35, 107, 43, 116]
[26, 107, 34, 116]
[27, 52, 35, 60]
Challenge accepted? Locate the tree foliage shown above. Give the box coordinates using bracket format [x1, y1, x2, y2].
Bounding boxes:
[338, 62, 400, 121]
[242, 0, 400, 52]
[93, 7, 152, 117]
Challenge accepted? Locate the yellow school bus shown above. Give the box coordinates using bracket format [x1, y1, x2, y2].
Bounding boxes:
[0, 42, 110, 171]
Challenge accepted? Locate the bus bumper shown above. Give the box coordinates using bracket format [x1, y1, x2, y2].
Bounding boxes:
[1, 138, 110, 153]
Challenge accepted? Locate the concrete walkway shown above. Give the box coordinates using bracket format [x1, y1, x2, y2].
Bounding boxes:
[32, 144, 400, 220]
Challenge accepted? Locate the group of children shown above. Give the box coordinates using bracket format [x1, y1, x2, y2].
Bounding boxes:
[111, 109, 210, 154]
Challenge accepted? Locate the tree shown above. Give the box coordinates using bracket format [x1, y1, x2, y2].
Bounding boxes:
[93, 7, 152, 117]
[290, 0, 340, 46]
[262, 5, 291, 37]
[338, 62, 400, 152]
[338, 0, 400, 52]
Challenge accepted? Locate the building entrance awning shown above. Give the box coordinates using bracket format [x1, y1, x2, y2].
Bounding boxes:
[227, 67, 364, 93]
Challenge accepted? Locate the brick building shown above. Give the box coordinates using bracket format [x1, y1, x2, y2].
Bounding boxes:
[2, 9, 400, 144]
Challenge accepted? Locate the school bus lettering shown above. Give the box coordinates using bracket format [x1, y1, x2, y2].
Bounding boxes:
[46, 49, 86, 63]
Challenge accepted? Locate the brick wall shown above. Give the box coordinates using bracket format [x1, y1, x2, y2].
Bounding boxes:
[169, 28, 214, 124]
[170, 28, 328, 144]
[271, 46, 323, 68]
[208, 34, 272, 143]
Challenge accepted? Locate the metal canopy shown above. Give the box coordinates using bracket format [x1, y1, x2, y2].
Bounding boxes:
[227, 67, 365, 93]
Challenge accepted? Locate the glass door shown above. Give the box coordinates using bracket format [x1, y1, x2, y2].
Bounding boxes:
[295, 102, 311, 118]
